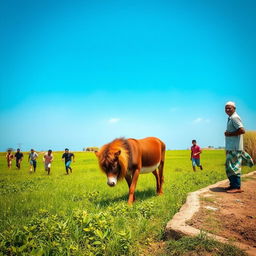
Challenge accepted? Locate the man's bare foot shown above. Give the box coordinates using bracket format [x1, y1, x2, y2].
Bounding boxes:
[226, 188, 244, 193]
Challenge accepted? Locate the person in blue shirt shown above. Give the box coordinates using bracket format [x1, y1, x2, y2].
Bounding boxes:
[62, 148, 75, 175]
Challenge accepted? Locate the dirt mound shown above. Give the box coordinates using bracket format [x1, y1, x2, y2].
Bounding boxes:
[188, 175, 256, 248]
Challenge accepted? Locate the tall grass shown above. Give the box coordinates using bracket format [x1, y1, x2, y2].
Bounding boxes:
[244, 130, 256, 161]
[0, 150, 254, 255]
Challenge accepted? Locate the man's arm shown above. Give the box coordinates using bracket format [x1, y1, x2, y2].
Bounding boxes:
[193, 149, 202, 156]
[225, 127, 245, 137]
[72, 154, 75, 162]
[194, 149, 202, 156]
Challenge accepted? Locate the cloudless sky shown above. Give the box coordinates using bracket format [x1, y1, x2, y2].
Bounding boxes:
[0, 0, 255, 151]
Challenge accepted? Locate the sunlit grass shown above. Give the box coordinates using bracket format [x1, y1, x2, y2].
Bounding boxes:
[0, 150, 253, 255]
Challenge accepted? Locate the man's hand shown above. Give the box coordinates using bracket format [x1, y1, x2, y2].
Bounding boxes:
[225, 131, 231, 136]
[225, 128, 245, 137]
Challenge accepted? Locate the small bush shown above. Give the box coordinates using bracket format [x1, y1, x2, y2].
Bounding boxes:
[0, 209, 132, 256]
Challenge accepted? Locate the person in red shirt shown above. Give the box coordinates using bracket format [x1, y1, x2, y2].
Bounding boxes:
[191, 140, 203, 171]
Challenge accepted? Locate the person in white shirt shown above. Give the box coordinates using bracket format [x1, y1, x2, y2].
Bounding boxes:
[44, 149, 53, 175]
[224, 101, 254, 193]
[28, 149, 38, 172]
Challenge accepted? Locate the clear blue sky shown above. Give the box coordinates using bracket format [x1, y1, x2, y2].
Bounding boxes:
[0, 0, 255, 151]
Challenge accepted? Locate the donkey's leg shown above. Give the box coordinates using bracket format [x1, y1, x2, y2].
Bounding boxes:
[152, 170, 160, 194]
[127, 169, 140, 205]
[158, 161, 164, 194]
[125, 174, 132, 187]
[125, 174, 135, 201]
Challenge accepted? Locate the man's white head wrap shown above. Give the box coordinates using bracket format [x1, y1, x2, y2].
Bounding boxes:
[225, 101, 236, 108]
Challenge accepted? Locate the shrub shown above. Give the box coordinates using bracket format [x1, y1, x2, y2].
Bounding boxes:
[0, 209, 132, 256]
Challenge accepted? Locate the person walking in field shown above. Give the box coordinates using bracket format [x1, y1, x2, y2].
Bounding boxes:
[14, 148, 23, 169]
[6, 149, 14, 169]
[44, 150, 53, 175]
[190, 140, 203, 171]
[62, 148, 75, 175]
[224, 101, 254, 193]
[28, 149, 38, 172]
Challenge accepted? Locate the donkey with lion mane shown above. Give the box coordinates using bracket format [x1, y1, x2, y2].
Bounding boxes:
[95, 137, 166, 204]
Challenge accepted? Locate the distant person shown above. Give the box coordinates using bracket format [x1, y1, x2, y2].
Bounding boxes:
[224, 101, 254, 193]
[62, 148, 75, 175]
[190, 140, 203, 171]
[14, 148, 23, 169]
[28, 149, 38, 172]
[44, 150, 53, 175]
[6, 149, 14, 169]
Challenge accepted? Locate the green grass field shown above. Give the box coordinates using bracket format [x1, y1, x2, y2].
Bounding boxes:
[0, 150, 253, 255]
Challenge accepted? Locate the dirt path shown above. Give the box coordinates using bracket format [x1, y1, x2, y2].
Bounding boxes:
[188, 175, 256, 248]
[142, 173, 256, 256]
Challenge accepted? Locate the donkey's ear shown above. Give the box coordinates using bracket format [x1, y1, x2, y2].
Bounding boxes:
[94, 151, 99, 157]
[114, 150, 121, 158]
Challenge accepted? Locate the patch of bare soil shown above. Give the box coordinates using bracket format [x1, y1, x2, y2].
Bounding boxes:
[188, 175, 256, 248]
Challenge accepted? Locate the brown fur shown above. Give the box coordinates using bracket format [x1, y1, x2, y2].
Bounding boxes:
[96, 138, 129, 180]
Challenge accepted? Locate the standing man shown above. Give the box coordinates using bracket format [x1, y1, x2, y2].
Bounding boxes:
[6, 149, 14, 169]
[44, 150, 53, 175]
[190, 140, 203, 171]
[224, 101, 254, 193]
[62, 148, 75, 175]
[14, 148, 23, 169]
[28, 149, 38, 172]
